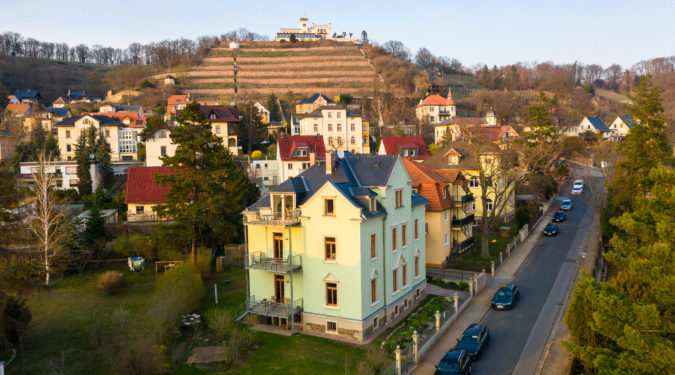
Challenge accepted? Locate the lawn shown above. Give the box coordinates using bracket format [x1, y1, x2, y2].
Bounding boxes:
[449, 230, 515, 272]
[19, 265, 372, 375]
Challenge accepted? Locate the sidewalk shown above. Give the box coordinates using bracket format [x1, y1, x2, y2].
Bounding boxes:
[413, 215, 550, 374]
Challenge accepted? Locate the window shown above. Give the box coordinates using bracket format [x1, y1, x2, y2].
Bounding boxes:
[443, 187, 448, 199]
[403, 264, 408, 286]
[445, 210, 449, 222]
[209, 113, 216, 120]
[325, 237, 336, 261]
[66, 144, 71, 152]
[415, 255, 420, 277]
[327, 112, 332, 118]
[336, 124, 341, 132]
[445, 234, 449, 245]
[469, 177, 479, 188]
[351, 136, 355, 145]
[486, 199, 493, 212]
[326, 321, 337, 332]
[160, 146, 167, 156]
[369, 196, 377, 212]
[326, 283, 338, 306]
[66, 130, 70, 138]
[328, 124, 332, 131]
[392, 227, 398, 251]
[159, 130, 167, 138]
[371, 279, 377, 303]
[350, 123, 355, 131]
[402, 224, 407, 247]
[105, 129, 110, 137]
[215, 125, 221, 134]
[429, 116, 434, 122]
[395, 189, 403, 208]
[119, 129, 138, 154]
[288, 164, 292, 170]
[136, 206, 144, 214]
[314, 124, 318, 132]
[370, 234, 377, 258]
[393, 269, 398, 292]
[471, 201, 476, 211]
[414, 219, 419, 239]
[324, 199, 335, 216]
[308, 105, 312, 111]
[337, 112, 341, 119]
[486, 177, 493, 188]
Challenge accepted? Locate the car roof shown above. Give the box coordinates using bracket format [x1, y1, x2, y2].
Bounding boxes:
[464, 324, 483, 335]
[546, 222, 557, 227]
[574, 179, 583, 183]
[573, 186, 582, 189]
[562, 199, 571, 203]
[443, 349, 464, 361]
[499, 284, 515, 290]
[555, 210, 564, 214]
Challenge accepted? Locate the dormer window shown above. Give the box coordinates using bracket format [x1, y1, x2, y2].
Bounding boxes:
[369, 197, 377, 212]
[448, 155, 459, 165]
[209, 113, 217, 120]
[443, 187, 448, 199]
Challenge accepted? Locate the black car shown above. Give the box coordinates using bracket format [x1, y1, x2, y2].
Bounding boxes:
[544, 223, 559, 236]
[491, 284, 520, 310]
[435, 349, 472, 375]
[455, 324, 489, 360]
[552, 210, 566, 222]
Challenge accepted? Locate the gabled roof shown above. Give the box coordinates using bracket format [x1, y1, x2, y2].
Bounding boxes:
[89, 112, 146, 128]
[483, 125, 519, 142]
[278, 135, 326, 161]
[416, 94, 455, 108]
[114, 104, 142, 114]
[125, 166, 175, 204]
[142, 124, 173, 141]
[54, 114, 125, 127]
[12, 90, 41, 101]
[402, 158, 451, 211]
[424, 140, 493, 170]
[380, 136, 430, 159]
[619, 116, 636, 128]
[53, 97, 69, 105]
[167, 95, 190, 104]
[68, 91, 88, 100]
[42, 105, 70, 118]
[197, 105, 240, 122]
[298, 93, 336, 105]
[583, 116, 610, 132]
[5, 103, 32, 116]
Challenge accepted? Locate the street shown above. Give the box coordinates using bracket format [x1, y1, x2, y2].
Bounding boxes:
[471, 191, 594, 374]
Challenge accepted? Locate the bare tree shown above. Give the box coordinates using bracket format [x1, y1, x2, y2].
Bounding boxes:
[126, 42, 143, 65]
[382, 40, 410, 60]
[604, 64, 623, 90]
[583, 64, 604, 84]
[29, 152, 66, 286]
[75, 44, 89, 63]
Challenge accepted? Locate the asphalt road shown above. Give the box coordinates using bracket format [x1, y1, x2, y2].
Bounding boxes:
[471, 190, 593, 375]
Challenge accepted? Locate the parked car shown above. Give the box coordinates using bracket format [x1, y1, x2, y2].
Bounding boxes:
[435, 349, 472, 375]
[492, 284, 520, 310]
[572, 186, 583, 195]
[552, 210, 566, 222]
[573, 179, 584, 189]
[544, 223, 559, 236]
[561, 199, 573, 210]
[455, 324, 489, 360]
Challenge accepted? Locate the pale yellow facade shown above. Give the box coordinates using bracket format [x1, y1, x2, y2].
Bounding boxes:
[57, 117, 125, 161]
[297, 107, 369, 154]
[145, 129, 177, 167]
[464, 155, 516, 220]
[126, 203, 161, 222]
[425, 209, 452, 267]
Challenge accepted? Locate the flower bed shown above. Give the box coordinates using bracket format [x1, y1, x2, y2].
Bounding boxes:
[381, 295, 453, 353]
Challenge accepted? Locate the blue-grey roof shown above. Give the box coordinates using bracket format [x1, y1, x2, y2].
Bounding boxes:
[411, 190, 428, 208]
[115, 105, 142, 113]
[68, 91, 88, 100]
[248, 153, 413, 218]
[42, 105, 70, 117]
[620, 116, 636, 128]
[298, 93, 336, 105]
[54, 115, 125, 127]
[297, 105, 359, 119]
[12, 90, 41, 100]
[585, 116, 610, 132]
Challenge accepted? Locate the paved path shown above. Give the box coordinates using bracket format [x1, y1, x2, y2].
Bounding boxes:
[414, 186, 595, 375]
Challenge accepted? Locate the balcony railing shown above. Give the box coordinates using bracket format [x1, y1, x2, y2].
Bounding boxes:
[246, 252, 302, 272]
[452, 214, 475, 228]
[245, 209, 301, 226]
[452, 237, 475, 255]
[247, 296, 303, 318]
[452, 194, 474, 205]
[127, 214, 163, 223]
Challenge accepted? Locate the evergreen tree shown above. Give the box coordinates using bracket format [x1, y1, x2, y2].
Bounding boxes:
[237, 102, 264, 155]
[81, 204, 109, 258]
[95, 128, 114, 189]
[74, 129, 92, 196]
[361, 30, 369, 44]
[265, 93, 281, 123]
[155, 102, 259, 262]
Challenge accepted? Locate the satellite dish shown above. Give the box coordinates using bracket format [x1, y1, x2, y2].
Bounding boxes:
[89, 153, 95, 159]
[336, 150, 345, 159]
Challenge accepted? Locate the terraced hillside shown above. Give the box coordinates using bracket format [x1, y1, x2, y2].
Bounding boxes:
[179, 42, 380, 101]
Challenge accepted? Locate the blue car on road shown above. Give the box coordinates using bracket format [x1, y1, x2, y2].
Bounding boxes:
[455, 324, 490, 360]
[435, 349, 472, 375]
[492, 284, 520, 310]
[560, 199, 573, 210]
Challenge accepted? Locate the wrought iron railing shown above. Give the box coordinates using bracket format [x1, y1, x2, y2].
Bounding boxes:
[245, 252, 302, 272]
[246, 296, 303, 318]
[451, 214, 475, 228]
[245, 209, 301, 225]
[452, 194, 474, 205]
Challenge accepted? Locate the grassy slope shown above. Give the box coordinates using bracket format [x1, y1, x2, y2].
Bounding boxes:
[0, 56, 111, 103]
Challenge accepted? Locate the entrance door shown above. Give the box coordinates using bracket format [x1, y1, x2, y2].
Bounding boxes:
[274, 275, 285, 303]
[273, 233, 284, 260]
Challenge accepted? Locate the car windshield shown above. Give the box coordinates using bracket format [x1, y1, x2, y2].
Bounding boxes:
[555, 212, 563, 216]
[459, 334, 479, 344]
[563, 200, 571, 204]
[438, 361, 460, 372]
[496, 289, 511, 297]
[546, 224, 556, 229]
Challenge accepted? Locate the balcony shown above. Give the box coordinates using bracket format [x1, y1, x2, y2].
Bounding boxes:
[452, 237, 475, 255]
[247, 296, 303, 318]
[452, 214, 475, 228]
[246, 252, 302, 272]
[127, 214, 163, 223]
[452, 194, 474, 205]
[245, 209, 301, 226]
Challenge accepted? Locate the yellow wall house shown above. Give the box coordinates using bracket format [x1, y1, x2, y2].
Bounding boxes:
[55, 114, 138, 161]
[295, 93, 336, 115]
[424, 140, 515, 221]
[243, 152, 428, 342]
[144, 126, 177, 167]
[124, 166, 174, 223]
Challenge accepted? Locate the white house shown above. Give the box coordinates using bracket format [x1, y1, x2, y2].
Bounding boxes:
[608, 116, 636, 138]
[144, 126, 177, 167]
[561, 116, 611, 138]
[277, 135, 327, 183]
[250, 159, 279, 192]
[19, 160, 100, 192]
[296, 106, 369, 154]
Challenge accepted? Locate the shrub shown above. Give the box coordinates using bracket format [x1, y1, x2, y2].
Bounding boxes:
[251, 150, 262, 160]
[204, 308, 233, 341]
[112, 233, 153, 260]
[516, 205, 531, 228]
[96, 271, 125, 295]
[195, 248, 213, 277]
[223, 326, 255, 363]
[139, 79, 155, 89]
[114, 337, 168, 375]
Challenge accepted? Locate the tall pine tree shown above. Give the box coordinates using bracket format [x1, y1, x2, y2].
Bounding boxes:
[155, 102, 259, 262]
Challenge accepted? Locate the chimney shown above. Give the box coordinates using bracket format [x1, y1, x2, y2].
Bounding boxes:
[309, 151, 316, 166]
[326, 152, 333, 175]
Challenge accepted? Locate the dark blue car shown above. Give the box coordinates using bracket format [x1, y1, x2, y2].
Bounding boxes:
[492, 284, 520, 310]
[435, 349, 472, 375]
[544, 223, 559, 236]
[552, 210, 566, 222]
[455, 324, 489, 360]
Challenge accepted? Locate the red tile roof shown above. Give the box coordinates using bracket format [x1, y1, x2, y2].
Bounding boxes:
[87, 112, 147, 128]
[125, 166, 175, 204]
[416, 94, 455, 107]
[483, 125, 519, 142]
[402, 158, 452, 211]
[278, 135, 326, 161]
[380, 136, 430, 159]
[5, 103, 31, 116]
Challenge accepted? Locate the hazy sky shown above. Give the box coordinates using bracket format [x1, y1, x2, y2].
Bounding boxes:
[2, 0, 674, 69]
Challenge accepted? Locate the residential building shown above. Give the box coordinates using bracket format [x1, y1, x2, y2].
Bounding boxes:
[4, 103, 36, 135]
[99, 104, 144, 117]
[8, 90, 41, 104]
[416, 93, 456, 125]
[425, 141, 515, 220]
[433, 109, 505, 145]
[608, 116, 636, 138]
[165, 94, 191, 119]
[67, 90, 91, 103]
[277, 135, 326, 183]
[372, 124, 419, 137]
[243, 152, 428, 341]
[144, 126, 177, 167]
[125, 166, 174, 223]
[89, 111, 146, 129]
[0, 130, 18, 161]
[296, 93, 335, 115]
[40, 105, 71, 133]
[52, 97, 69, 108]
[378, 136, 430, 161]
[438, 169, 475, 256]
[254, 102, 270, 124]
[562, 116, 611, 138]
[296, 106, 369, 154]
[164, 75, 176, 86]
[18, 160, 99, 192]
[54, 114, 138, 161]
[250, 159, 280, 192]
[176, 105, 240, 155]
[275, 17, 331, 42]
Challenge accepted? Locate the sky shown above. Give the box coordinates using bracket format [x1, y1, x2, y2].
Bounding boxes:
[2, 0, 674, 69]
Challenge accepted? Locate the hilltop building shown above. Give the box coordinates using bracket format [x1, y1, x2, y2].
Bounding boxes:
[608, 116, 636, 138]
[243, 152, 428, 341]
[8, 90, 41, 104]
[275, 17, 331, 42]
[561, 116, 611, 138]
